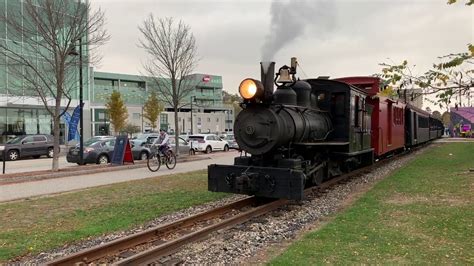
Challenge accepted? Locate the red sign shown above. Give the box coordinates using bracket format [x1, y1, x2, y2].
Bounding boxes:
[202, 75, 211, 82]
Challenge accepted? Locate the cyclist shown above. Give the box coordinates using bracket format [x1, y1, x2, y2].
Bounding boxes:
[154, 129, 170, 156]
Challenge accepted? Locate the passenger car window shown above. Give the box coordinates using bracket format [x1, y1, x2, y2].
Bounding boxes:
[179, 138, 187, 145]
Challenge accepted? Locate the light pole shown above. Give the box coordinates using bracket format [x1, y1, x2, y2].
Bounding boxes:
[68, 38, 84, 165]
[78, 38, 84, 165]
[190, 96, 195, 134]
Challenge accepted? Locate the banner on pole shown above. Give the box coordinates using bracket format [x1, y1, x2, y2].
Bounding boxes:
[61, 109, 79, 142]
[67, 103, 83, 142]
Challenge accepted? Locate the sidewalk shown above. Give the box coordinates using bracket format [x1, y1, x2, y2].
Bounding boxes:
[0, 151, 237, 203]
[0, 154, 205, 185]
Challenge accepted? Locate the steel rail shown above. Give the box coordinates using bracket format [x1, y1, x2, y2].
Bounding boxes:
[46, 197, 256, 266]
[116, 198, 287, 265]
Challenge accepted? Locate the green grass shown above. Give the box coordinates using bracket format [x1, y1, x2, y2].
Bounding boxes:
[0, 170, 228, 262]
[270, 143, 474, 264]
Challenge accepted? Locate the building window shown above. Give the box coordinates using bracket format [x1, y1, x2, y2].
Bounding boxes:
[120, 80, 145, 88]
[94, 78, 115, 87]
[207, 117, 211, 122]
[132, 113, 140, 120]
[216, 118, 219, 122]
[160, 114, 168, 130]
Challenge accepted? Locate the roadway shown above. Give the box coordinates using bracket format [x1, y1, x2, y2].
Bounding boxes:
[0, 150, 239, 203]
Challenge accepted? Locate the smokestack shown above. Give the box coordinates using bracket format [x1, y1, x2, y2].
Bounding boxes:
[260, 61, 275, 104]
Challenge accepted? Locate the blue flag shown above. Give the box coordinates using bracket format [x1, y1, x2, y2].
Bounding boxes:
[68, 103, 83, 142]
[61, 110, 80, 142]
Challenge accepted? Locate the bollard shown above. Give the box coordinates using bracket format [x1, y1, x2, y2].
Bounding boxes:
[1, 147, 5, 174]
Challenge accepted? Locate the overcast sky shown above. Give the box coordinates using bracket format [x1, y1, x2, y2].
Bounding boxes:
[91, 0, 472, 110]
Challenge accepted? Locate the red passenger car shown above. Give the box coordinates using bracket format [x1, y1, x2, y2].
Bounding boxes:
[336, 77, 406, 157]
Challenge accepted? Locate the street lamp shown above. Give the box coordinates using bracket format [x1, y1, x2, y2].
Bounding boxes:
[68, 37, 84, 165]
[190, 96, 196, 134]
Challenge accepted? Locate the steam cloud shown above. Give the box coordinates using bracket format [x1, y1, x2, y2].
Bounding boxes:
[261, 0, 335, 61]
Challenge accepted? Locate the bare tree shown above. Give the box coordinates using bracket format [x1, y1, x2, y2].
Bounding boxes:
[0, 0, 108, 171]
[139, 15, 199, 155]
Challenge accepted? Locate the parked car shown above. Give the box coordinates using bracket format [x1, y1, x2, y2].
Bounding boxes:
[131, 142, 151, 160]
[67, 137, 116, 165]
[75, 135, 114, 147]
[169, 136, 194, 155]
[0, 134, 55, 161]
[131, 133, 159, 148]
[220, 133, 239, 150]
[68, 136, 152, 164]
[188, 134, 229, 154]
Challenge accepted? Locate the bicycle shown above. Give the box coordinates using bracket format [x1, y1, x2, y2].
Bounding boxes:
[147, 145, 177, 172]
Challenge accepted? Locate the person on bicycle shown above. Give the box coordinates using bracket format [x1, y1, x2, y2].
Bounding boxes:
[155, 129, 170, 156]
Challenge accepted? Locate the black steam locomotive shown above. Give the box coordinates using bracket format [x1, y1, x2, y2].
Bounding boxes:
[208, 58, 440, 200]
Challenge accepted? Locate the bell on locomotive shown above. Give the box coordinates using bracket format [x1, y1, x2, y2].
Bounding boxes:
[208, 57, 333, 200]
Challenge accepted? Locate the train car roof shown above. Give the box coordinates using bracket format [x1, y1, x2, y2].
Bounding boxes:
[304, 78, 369, 96]
[334, 76, 384, 96]
[405, 103, 431, 116]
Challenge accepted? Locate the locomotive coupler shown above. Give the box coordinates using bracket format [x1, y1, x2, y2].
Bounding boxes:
[235, 172, 259, 193]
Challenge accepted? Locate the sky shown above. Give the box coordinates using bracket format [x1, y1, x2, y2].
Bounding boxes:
[91, 0, 473, 111]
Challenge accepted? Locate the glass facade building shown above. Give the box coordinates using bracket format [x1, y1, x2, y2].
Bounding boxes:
[1, 0, 231, 142]
[0, 0, 90, 143]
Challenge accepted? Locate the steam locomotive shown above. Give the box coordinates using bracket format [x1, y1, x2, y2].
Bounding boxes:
[208, 58, 443, 200]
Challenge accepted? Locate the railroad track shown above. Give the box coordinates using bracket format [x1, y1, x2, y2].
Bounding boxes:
[46, 149, 409, 265]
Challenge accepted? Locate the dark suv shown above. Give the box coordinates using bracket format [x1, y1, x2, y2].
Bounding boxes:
[1, 134, 55, 161]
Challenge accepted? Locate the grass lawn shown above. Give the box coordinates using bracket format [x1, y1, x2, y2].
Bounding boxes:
[0, 170, 228, 262]
[270, 143, 473, 264]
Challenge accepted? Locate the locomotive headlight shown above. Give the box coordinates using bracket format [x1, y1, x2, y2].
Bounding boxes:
[239, 78, 264, 100]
